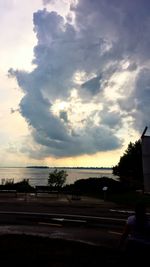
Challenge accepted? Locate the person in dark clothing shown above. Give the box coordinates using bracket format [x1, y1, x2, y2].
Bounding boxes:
[119, 202, 150, 263]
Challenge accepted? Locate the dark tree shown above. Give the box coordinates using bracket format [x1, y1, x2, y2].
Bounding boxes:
[48, 169, 68, 190]
[113, 140, 143, 189]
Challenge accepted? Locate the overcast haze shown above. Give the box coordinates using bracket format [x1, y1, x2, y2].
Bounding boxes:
[0, 0, 150, 167]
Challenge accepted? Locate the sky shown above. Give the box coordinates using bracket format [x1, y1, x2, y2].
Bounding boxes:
[0, 0, 150, 167]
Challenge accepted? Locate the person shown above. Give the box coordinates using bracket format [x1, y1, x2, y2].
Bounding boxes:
[119, 201, 150, 263]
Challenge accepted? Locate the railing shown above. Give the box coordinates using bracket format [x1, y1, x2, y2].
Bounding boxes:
[35, 186, 59, 198]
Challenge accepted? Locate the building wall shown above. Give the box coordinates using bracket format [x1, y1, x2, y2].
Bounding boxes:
[141, 136, 150, 193]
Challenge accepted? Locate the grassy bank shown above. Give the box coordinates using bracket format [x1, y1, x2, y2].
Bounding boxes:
[106, 191, 150, 208]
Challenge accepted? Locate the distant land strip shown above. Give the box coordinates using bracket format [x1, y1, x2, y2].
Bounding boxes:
[26, 166, 112, 169]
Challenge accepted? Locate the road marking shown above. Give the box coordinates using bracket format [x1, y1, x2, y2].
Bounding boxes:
[108, 231, 122, 235]
[0, 211, 125, 221]
[0, 211, 126, 225]
[110, 209, 150, 216]
[110, 209, 133, 214]
[38, 222, 62, 227]
[52, 218, 86, 223]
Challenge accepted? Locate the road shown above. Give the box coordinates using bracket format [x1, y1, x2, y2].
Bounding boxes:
[0, 193, 133, 247]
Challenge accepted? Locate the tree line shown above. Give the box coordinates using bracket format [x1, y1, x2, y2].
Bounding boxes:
[112, 140, 143, 190]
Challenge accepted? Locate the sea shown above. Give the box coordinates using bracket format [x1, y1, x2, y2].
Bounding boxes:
[0, 167, 119, 187]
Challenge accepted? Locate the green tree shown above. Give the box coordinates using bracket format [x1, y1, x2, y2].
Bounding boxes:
[48, 169, 68, 190]
[113, 140, 143, 189]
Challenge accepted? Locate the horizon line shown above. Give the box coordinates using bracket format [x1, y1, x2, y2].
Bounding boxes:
[0, 166, 112, 169]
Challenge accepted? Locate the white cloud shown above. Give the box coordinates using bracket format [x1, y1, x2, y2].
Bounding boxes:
[7, 0, 150, 160]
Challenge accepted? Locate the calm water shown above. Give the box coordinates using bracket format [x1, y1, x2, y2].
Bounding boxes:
[0, 167, 118, 187]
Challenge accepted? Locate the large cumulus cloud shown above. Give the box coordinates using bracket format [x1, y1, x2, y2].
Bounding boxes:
[9, 0, 150, 159]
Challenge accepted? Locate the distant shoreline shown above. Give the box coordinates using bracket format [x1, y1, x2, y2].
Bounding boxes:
[26, 166, 49, 169]
[52, 167, 112, 170]
[0, 166, 112, 169]
[26, 166, 112, 170]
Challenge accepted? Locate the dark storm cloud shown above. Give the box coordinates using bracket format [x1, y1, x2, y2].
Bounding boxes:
[42, 0, 54, 5]
[119, 68, 150, 132]
[100, 108, 123, 130]
[9, 0, 150, 159]
[81, 75, 102, 95]
[21, 125, 122, 159]
[72, 0, 150, 63]
[59, 111, 69, 123]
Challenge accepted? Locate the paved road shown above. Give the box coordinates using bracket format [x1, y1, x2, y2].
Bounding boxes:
[0, 193, 133, 247]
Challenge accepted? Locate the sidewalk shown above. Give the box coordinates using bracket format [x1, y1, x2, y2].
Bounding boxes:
[31, 192, 117, 207]
[0, 192, 130, 217]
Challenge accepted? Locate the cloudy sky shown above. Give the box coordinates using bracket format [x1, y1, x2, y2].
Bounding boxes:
[0, 0, 150, 167]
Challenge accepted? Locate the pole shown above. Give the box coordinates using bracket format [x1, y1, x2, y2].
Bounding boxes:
[141, 126, 148, 139]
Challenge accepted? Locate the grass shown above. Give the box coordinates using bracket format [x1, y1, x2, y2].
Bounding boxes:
[106, 191, 150, 208]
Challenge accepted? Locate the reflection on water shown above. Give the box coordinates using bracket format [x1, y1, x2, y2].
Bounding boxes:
[0, 168, 118, 186]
